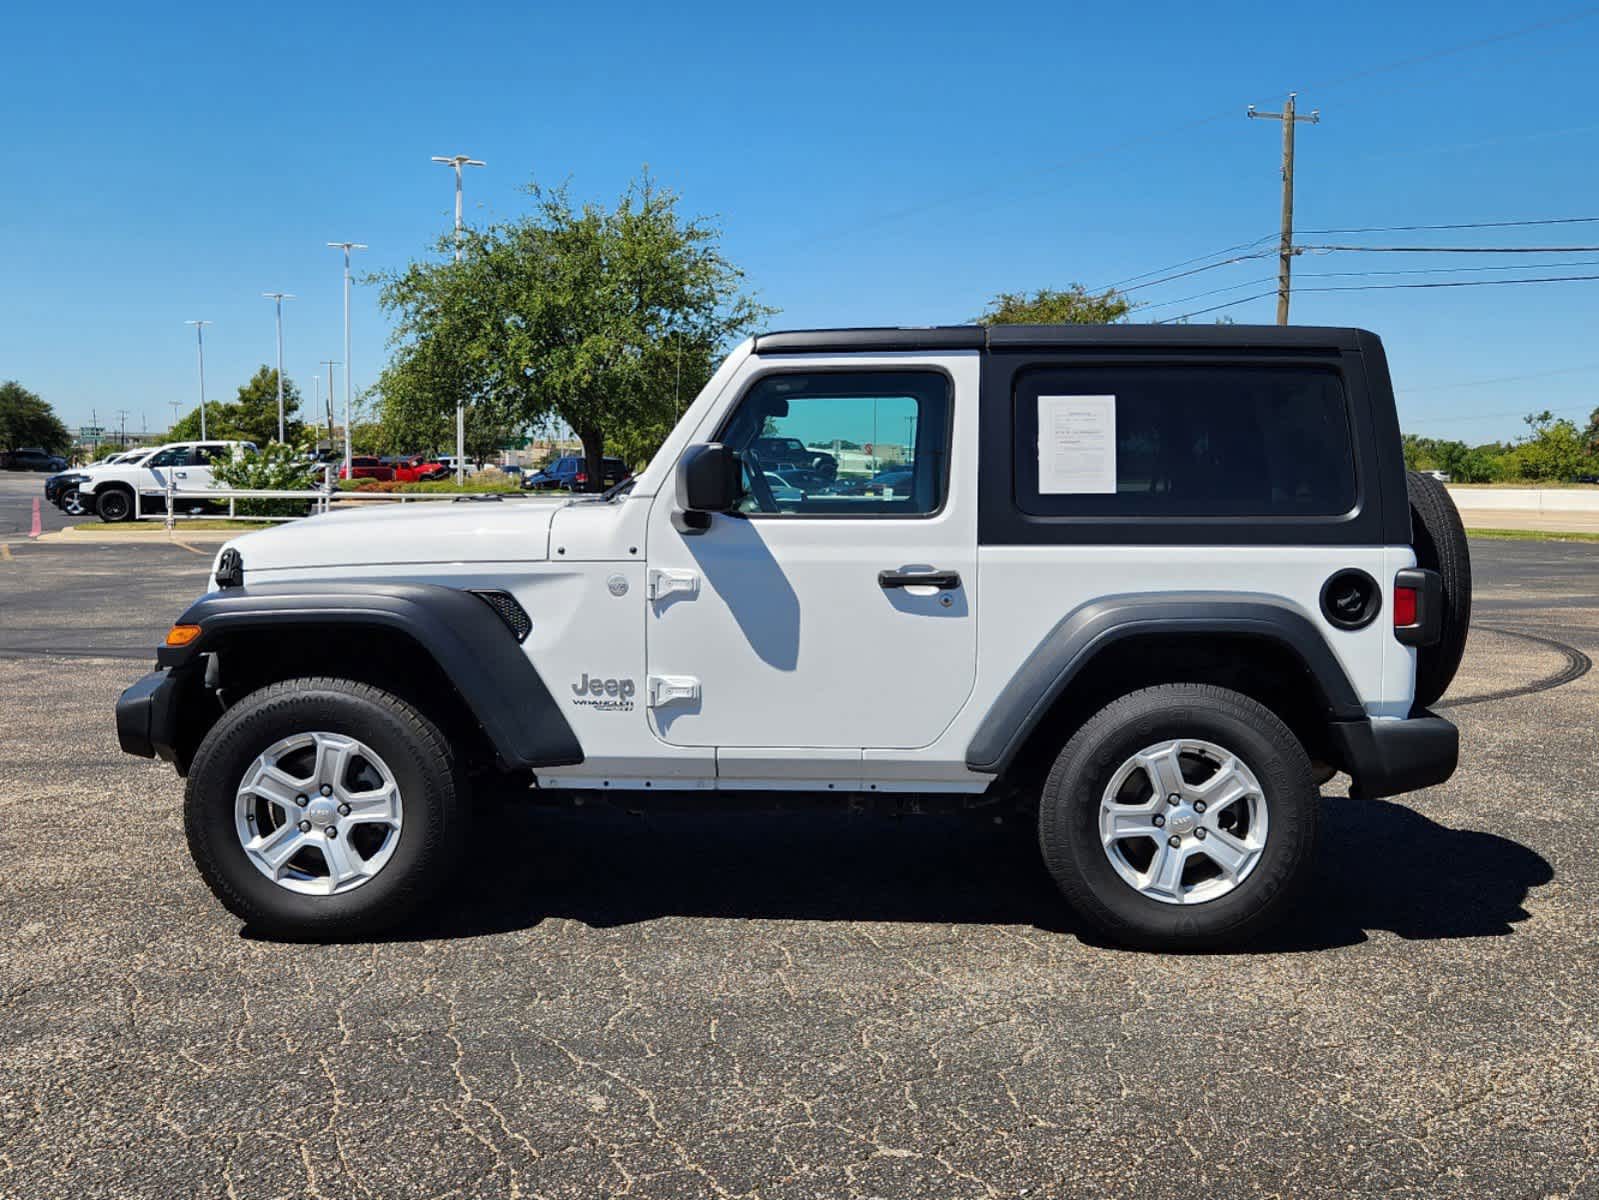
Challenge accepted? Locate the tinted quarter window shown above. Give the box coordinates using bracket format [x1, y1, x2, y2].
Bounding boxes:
[1013, 365, 1356, 518]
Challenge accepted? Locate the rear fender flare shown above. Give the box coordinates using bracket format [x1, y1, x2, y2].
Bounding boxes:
[965, 593, 1364, 774]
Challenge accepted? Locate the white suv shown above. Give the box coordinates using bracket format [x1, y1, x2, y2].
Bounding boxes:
[116, 325, 1469, 949]
[79, 440, 255, 522]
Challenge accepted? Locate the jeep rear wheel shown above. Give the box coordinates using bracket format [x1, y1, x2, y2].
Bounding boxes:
[184, 677, 467, 938]
[1038, 683, 1318, 950]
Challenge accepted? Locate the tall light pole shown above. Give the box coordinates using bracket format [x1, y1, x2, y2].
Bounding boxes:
[320, 359, 341, 447]
[432, 154, 485, 484]
[262, 292, 296, 442]
[326, 244, 366, 477]
[184, 320, 212, 439]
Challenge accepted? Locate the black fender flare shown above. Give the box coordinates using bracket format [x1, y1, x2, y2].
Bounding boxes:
[160, 582, 583, 770]
[964, 593, 1365, 774]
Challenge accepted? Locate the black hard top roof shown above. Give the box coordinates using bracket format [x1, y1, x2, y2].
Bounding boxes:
[752, 324, 1370, 354]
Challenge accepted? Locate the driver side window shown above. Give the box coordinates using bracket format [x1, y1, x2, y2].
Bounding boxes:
[717, 371, 950, 517]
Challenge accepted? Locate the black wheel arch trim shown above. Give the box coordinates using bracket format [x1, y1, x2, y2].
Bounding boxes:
[153, 582, 584, 770]
[964, 593, 1366, 774]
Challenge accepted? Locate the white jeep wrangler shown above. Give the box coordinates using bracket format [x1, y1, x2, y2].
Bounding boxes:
[117, 325, 1468, 949]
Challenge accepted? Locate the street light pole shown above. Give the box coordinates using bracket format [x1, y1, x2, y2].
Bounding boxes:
[262, 292, 296, 442]
[184, 320, 212, 440]
[320, 359, 341, 448]
[326, 244, 366, 478]
[432, 154, 485, 485]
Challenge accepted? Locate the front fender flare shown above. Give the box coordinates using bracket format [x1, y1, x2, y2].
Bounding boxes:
[161, 582, 583, 770]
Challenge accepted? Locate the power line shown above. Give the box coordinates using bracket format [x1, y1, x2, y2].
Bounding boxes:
[1136, 276, 1279, 312]
[1297, 216, 1599, 235]
[1096, 217, 1599, 296]
[1298, 259, 1599, 278]
[1119, 250, 1279, 294]
[1401, 363, 1599, 394]
[1158, 272, 1599, 322]
[1301, 243, 1599, 254]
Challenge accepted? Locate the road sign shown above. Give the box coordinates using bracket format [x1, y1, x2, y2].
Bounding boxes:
[79, 426, 104, 438]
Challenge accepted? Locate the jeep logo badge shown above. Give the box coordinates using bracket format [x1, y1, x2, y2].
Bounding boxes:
[570, 674, 636, 712]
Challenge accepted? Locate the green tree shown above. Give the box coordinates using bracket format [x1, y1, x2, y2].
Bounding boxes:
[168, 367, 301, 444]
[375, 172, 774, 487]
[0, 381, 71, 454]
[211, 440, 319, 516]
[1511, 411, 1592, 482]
[976, 284, 1133, 325]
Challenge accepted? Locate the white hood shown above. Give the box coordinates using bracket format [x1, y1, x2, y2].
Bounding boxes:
[220, 497, 566, 576]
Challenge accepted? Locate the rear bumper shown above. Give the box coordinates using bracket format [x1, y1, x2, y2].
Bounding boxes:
[1328, 710, 1458, 800]
[116, 669, 182, 764]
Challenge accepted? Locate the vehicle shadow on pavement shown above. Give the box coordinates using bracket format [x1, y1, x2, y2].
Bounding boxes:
[331, 790, 1553, 953]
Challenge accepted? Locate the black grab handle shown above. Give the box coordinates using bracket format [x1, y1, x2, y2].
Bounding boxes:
[878, 569, 962, 590]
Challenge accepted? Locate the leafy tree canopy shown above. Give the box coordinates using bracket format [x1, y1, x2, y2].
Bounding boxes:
[976, 284, 1133, 326]
[374, 171, 775, 483]
[169, 367, 302, 445]
[0, 381, 71, 454]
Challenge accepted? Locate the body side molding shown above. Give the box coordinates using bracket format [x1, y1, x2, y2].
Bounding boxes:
[161, 582, 583, 769]
[965, 593, 1365, 774]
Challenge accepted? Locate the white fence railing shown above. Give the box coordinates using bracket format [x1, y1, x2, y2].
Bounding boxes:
[151, 474, 524, 529]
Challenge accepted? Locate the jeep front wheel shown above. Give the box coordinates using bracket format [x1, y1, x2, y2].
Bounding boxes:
[1038, 683, 1318, 950]
[184, 677, 467, 938]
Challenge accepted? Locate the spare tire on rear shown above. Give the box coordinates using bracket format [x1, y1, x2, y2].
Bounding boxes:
[1406, 470, 1472, 708]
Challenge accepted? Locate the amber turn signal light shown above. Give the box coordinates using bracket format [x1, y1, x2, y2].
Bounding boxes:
[164, 624, 203, 647]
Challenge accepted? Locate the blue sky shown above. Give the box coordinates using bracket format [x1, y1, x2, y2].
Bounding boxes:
[4, 0, 1596, 445]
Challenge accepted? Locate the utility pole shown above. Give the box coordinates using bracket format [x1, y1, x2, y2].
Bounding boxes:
[327, 243, 366, 478]
[116, 409, 130, 449]
[262, 292, 295, 442]
[168, 400, 183, 434]
[432, 154, 485, 485]
[185, 320, 213, 438]
[1247, 93, 1319, 325]
[320, 359, 342, 450]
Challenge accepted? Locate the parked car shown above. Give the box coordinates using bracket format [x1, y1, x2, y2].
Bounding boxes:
[77, 441, 253, 522]
[2, 447, 68, 472]
[46, 449, 152, 515]
[338, 456, 395, 482]
[750, 436, 838, 481]
[522, 455, 631, 492]
[380, 454, 451, 483]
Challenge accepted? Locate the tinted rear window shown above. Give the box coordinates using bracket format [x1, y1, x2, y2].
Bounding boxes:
[1014, 364, 1356, 518]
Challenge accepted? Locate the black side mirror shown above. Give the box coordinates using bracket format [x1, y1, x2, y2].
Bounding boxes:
[675, 443, 741, 532]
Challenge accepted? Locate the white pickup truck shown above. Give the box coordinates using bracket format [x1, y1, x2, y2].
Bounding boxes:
[77, 440, 255, 522]
[116, 324, 1469, 948]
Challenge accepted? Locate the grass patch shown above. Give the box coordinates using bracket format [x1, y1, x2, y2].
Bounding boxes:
[1466, 527, 1599, 543]
[71, 519, 265, 532]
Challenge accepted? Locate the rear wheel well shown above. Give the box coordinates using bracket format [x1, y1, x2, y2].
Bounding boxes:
[181, 625, 500, 776]
[1004, 633, 1340, 790]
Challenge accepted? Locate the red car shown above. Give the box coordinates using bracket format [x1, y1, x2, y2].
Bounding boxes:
[338, 456, 394, 482]
[388, 454, 451, 483]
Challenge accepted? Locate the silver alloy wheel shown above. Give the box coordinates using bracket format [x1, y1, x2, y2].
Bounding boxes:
[1099, 738, 1268, 905]
[62, 489, 85, 516]
[234, 731, 404, 896]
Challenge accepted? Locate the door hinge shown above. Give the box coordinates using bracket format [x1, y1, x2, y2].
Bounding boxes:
[647, 675, 701, 708]
[647, 568, 699, 602]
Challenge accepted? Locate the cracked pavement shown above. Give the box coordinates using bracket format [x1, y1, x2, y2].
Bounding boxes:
[0, 537, 1596, 1199]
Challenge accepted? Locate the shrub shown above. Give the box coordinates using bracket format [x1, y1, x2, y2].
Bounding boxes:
[211, 442, 321, 516]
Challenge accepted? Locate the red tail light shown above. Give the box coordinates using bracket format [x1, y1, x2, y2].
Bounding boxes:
[575, 472, 588, 484]
[1393, 586, 1418, 628]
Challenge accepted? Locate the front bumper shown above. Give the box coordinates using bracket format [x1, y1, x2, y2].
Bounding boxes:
[1328, 710, 1458, 800]
[116, 669, 183, 764]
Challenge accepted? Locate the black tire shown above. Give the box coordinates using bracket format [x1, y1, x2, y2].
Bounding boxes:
[94, 486, 134, 523]
[184, 677, 468, 938]
[1406, 470, 1472, 708]
[1038, 683, 1318, 951]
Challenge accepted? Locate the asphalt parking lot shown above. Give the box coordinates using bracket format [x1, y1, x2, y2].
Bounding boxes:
[1, 506, 1597, 1197]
